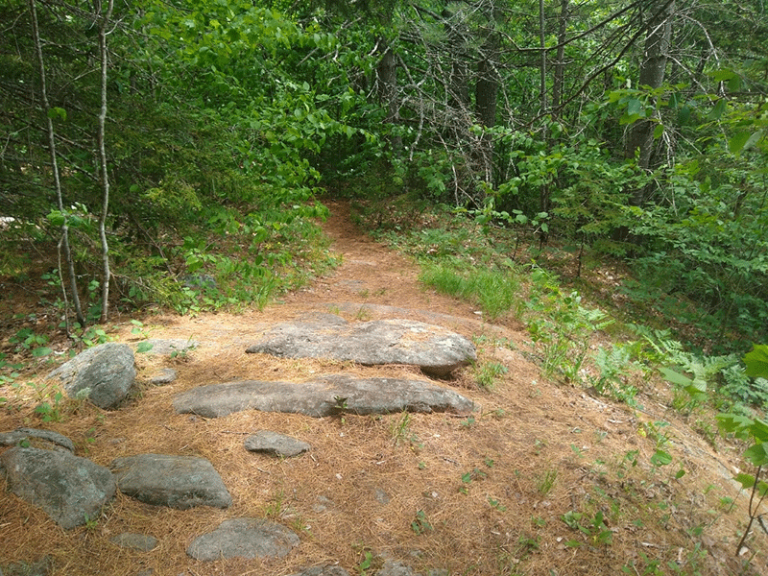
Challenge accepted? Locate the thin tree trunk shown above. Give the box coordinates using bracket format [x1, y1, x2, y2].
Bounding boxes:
[96, 0, 114, 323]
[626, 0, 675, 206]
[28, 0, 85, 327]
[552, 0, 569, 115]
[538, 0, 550, 216]
[377, 44, 401, 156]
[475, 2, 499, 189]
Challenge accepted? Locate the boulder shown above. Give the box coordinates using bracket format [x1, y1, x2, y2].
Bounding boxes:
[173, 374, 476, 418]
[186, 518, 299, 561]
[0, 447, 115, 529]
[46, 343, 135, 409]
[246, 315, 476, 376]
[110, 453, 232, 509]
[244, 431, 310, 457]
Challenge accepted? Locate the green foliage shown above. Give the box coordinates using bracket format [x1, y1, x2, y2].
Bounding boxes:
[525, 268, 612, 383]
[419, 264, 520, 321]
[474, 361, 508, 390]
[410, 510, 432, 535]
[589, 344, 639, 406]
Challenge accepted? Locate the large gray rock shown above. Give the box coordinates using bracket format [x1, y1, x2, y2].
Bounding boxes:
[0, 428, 74, 452]
[46, 343, 136, 409]
[186, 518, 299, 561]
[244, 431, 310, 457]
[0, 447, 115, 529]
[246, 315, 476, 376]
[110, 454, 232, 509]
[173, 374, 476, 418]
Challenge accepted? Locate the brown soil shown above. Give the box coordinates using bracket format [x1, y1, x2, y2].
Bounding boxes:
[0, 200, 762, 576]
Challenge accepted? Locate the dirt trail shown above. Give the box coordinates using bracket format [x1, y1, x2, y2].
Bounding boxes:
[0, 201, 757, 576]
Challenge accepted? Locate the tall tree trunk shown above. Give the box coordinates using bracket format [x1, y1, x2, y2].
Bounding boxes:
[475, 4, 499, 188]
[96, 0, 114, 323]
[626, 0, 675, 206]
[376, 43, 401, 156]
[538, 0, 549, 215]
[552, 0, 569, 115]
[28, 0, 86, 327]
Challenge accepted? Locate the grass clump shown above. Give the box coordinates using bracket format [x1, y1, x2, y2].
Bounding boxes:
[419, 264, 520, 320]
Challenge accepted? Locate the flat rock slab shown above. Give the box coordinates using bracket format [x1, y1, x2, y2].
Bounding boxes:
[46, 343, 135, 409]
[246, 315, 476, 376]
[0, 447, 115, 529]
[173, 374, 476, 418]
[109, 454, 232, 510]
[187, 518, 299, 561]
[0, 428, 74, 452]
[244, 431, 310, 457]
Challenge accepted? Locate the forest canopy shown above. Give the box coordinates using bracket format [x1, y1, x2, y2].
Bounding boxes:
[1, 0, 767, 349]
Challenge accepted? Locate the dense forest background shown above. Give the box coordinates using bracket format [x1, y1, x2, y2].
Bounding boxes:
[1, 0, 767, 352]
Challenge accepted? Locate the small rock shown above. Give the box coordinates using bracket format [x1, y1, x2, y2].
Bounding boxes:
[0, 556, 53, 576]
[139, 339, 198, 356]
[378, 559, 418, 576]
[148, 368, 177, 385]
[374, 488, 390, 505]
[244, 431, 310, 457]
[187, 518, 299, 561]
[286, 566, 351, 576]
[110, 533, 158, 552]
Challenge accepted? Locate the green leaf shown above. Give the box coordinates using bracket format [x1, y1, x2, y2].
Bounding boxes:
[653, 124, 664, 139]
[626, 99, 643, 117]
[659, 367, 691, 387]
[47, 107, 67, 121]
[32, 347, 53, 357]
[744, 442, 768, 467]
[709, 99, 726, 120]
[650, 449, 672, 467]
[136, 342, 154, 354]
[744, 345, 768, 379]
[729, 131, 752, 154]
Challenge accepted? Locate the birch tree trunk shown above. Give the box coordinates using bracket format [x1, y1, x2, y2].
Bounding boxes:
[96, 0, 114, 323]
[28, 0, 85, 327]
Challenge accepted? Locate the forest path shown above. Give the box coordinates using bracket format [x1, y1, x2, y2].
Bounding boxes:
[0, 200, 751, 576]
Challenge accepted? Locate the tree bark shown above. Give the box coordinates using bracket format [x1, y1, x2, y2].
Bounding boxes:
[626, 0, 675, 206]
[28, 0, 86, 327]
[376, 43, 401, 156]
[475, 4, 499, 187]
[96, 0, 114, 323]
[552, 0, 569, 115]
